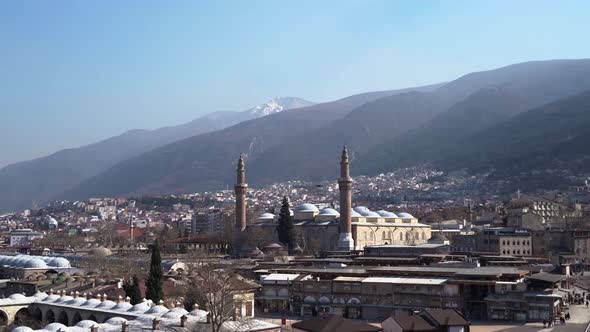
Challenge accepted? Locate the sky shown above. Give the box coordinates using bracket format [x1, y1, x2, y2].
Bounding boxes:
[1, 0, 589, 167]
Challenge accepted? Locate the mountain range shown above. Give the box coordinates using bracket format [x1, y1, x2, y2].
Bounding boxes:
[0, 97, 313, 211]
[3, 59, 590, 212]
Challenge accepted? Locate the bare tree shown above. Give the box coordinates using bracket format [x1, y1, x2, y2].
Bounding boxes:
[183, 254, 257, 332]
[94, 221, 118, 245]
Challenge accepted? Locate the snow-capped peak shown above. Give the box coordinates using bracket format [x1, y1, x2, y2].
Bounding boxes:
[247, 97, 315, 117]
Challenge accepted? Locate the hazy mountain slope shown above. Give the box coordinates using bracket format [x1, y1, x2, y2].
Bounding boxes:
[0, 97, 313, 212]
[61, 60, 590, 202]
[251, 59, 590, 183]
[247, 91, 448, 183]
[441, 89, 590, 174]
[355, 59, 590, 175]
[60, 85, 443, 201]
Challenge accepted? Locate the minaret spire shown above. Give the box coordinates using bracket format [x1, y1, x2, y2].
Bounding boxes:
[337, 145, 354, 251]
[235, 154, 248, 233]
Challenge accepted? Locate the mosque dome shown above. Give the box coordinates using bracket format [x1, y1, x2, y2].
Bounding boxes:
[11, 327, 34, 332]
[128, 301, 152, 313]
[295, 204, 319, 213]
[0, 256, 12, 265]
[34, 291, 48, 300]
[112, 302, 133, 311]
[48, 257, 71, 268]
[353, 206, 371, 215]
[96, 300, 117, 310]
[350, 210, 362, 217]
[11, 257, 27, 268]
[170, 307, 189, 315]
[53, 296, 73, 304]
[162, 311, 184, 319]
[76, 321, 98, 329]
[398, 212, 414, 219]
[377, 210, 398, 218]
[190, 309, 208, 319]
[104, 317, 128, 325]
[8, 294, 27, 301]
[89, 247, 112, 257]
[81, 298, 102, 308]
[44, 323, 68, 332]
[43, 294, 61, 303]
[146, 304, 169, 315]
[258, 213, 275, 220]
[47, 217, 58, 227]
[24, 258, 48, 269]
[354, 206, 380, 217]
[66, 297, 87, 306]
[319, 208, 340, 217]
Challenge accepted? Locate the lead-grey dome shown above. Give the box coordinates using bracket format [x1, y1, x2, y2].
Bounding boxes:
[11, 327, 34, 332]
[104, 317, 128, 325]
[319, 208, 340, 216]
[24, 258, 48, 269]
[48, 257, 71, 268]
[128, 301, 152, 313]
[377, 210, 398, 218]
[45, 323, 69, 332]
[76, 320, 98, 329]
[113, 302, 133, 311]
[146, 304, 169, 315]
[96, 300, 117, 310]
[81, 298, 101, 307]
[295, 204, 319, 213]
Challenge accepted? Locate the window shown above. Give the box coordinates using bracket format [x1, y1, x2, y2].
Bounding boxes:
[422, 232, 425, 240]
[388, 231, 392, 239]
[400, 233, 403, 241]
[370, 232, 374, 241]
[382, 231, 386, 240]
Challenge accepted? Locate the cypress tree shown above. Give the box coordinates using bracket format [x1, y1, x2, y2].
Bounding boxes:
[276, 196, 297, 252]
[145, 239, 163, 303]
[123, 275, 142, 305]
[130, 275, 142, 304]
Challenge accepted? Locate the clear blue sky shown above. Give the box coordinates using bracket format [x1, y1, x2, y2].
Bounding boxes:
[1, 0, 589, 167]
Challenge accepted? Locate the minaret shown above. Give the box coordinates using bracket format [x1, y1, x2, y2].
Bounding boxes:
[337, 146, 354, 251]
[235, 154, 248, 232]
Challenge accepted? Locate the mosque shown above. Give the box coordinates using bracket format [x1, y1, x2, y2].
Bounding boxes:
[0, 255, 72, 280]
[234, 147, 432, 253]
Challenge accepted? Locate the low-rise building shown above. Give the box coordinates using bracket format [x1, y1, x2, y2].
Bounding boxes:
[9, 229, 44, 246]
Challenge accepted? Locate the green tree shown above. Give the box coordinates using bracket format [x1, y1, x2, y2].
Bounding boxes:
[276, 196, 297, 252]
[145, 239, 163, 303]
[123, 275, 142, 304]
